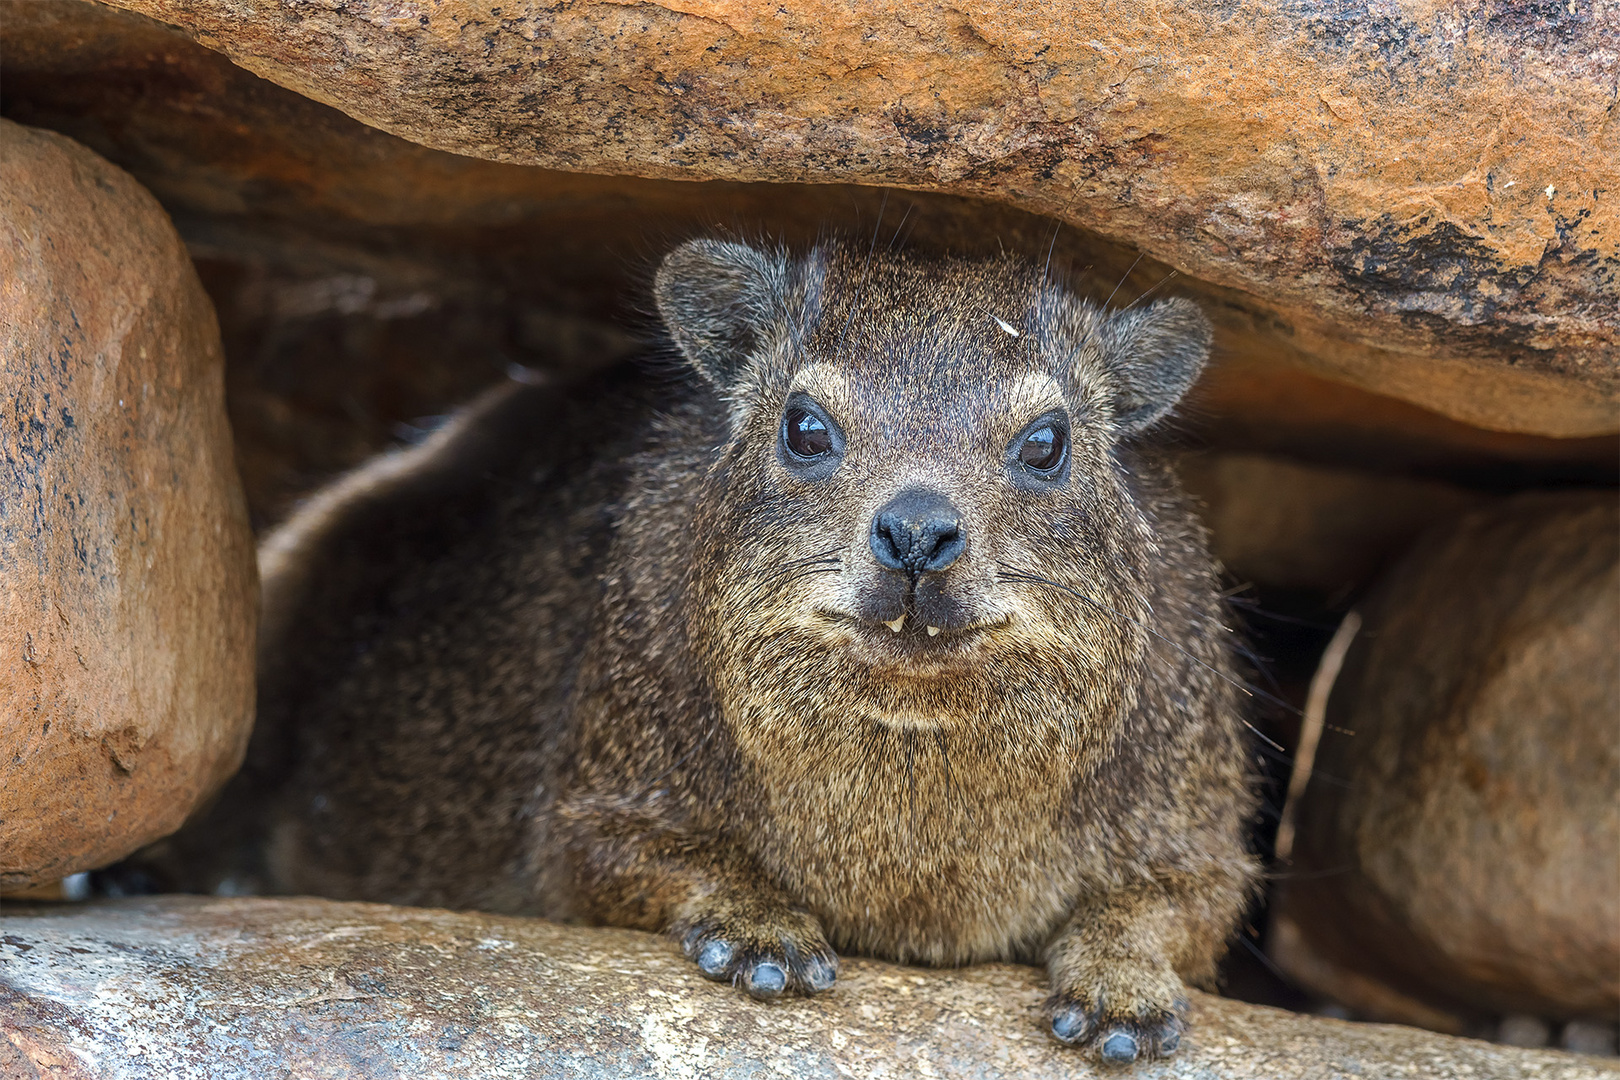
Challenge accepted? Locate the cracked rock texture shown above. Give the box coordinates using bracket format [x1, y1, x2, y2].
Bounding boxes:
[0, 120, 256, 891]
[1276, 493, 1620, 1030]
[3, 896, 1616, 1080]
[98, 0, 1620, 437]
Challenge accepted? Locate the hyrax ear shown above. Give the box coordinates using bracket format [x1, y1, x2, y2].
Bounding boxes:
[1096, 298, 1212, 435]
[655, 239, 798, 390]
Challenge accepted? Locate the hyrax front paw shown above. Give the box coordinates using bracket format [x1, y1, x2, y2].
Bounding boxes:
[1046, 961, 1189, 1064]
[676, 903, 837, 1001]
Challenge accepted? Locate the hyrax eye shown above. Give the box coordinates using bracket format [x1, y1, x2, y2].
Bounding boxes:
[783, 407, 833, 458]
[1018, 423, 1067, 474]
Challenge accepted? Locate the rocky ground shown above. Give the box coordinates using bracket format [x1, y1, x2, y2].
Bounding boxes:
[4, 897, 1616, 1080]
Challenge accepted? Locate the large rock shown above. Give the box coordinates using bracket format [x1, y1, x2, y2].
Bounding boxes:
[0, 120, 257, 891]
[1176, 452, 1483, 595]
[1275, 493, 1620, 1027]
[1, 2, 1612, 534]
[96, 0, 1620, 438]
[2, 896, 1614, 1080]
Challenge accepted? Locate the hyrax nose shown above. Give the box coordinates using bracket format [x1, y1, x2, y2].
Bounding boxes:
[870, 489, 965, 575]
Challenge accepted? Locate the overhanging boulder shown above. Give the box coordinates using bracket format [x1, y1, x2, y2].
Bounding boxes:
[98, 0, 1620, 437]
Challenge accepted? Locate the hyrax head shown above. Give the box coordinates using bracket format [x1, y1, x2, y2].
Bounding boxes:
[656, 239, 1211, 736]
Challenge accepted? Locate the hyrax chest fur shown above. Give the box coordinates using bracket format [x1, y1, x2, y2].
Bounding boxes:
[226, 240, 1256, 1063]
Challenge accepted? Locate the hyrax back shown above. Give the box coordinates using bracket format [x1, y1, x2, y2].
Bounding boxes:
[220, 240, 1257, 1064]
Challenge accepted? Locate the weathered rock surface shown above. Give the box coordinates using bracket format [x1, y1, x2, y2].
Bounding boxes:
[1275, 493, 1620, 1027]
[2, 2, 1613, 534]
[96, 0, 1620, 437]
[0, 120, 257, 891]
[2, 896, 1614, 1080]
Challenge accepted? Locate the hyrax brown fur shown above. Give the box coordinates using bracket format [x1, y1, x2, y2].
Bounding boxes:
[181, 239, 1257, 1063]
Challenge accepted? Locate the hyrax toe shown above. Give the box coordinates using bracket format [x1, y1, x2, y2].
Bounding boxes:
[1047, 991, 1187, 1064]
[1046, 959, 1189, 1064]
[676, 905, 838, 1000]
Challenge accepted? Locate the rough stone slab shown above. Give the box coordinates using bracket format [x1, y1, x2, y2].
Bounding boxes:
[100, 0, 1620, 437]
[0, 119, 257, 890]
[1, 897, 1614, 1079]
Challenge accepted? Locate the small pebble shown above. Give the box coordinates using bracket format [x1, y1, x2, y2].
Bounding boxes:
[1498, 1014, 1550, 1048]
[1561, 1020, 1619, 1057]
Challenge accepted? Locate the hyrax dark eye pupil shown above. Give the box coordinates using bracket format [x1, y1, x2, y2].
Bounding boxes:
[784, 407, 832, 458]
[1019, 425, 1065, 472]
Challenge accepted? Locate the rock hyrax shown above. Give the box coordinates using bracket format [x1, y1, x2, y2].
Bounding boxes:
[188, 239, 1258, 1063]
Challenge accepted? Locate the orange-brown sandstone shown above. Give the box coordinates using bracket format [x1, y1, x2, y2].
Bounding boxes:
[0, 120, 257, 891]
[99, 0, 1620, 437]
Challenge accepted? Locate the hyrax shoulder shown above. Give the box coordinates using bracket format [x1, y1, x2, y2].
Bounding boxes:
[207, 239, 1257, 1064]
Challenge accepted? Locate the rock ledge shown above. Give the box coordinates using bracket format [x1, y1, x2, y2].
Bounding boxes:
[2, 897, 1613, 1079]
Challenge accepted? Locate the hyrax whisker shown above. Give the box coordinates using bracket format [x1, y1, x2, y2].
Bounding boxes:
[887, 202, 915, 252]
[777, 546, 844, 568]
[933, 729, 977, 829]
[905, 729, 920, 827]
[756, 548, 841, 577]
[1103, 251, 1146, 311]
[1121, 270, 1180, 313]
[1040, 221, 1061, 290]
[838, 189, 889, 351]
[766, 565, 843, 592]
[759, 559, 841, 586]
[743, 551, 844, 603]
